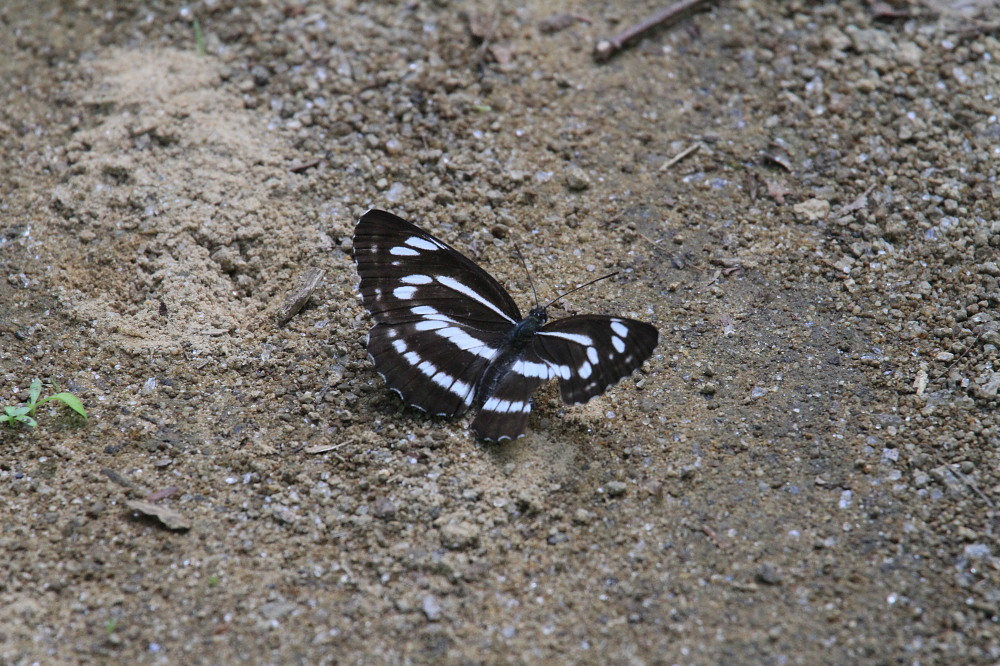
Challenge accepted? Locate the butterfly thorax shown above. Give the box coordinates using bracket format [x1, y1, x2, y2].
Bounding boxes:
[471, 307, 548, 409]
[510, 306, 548, 348]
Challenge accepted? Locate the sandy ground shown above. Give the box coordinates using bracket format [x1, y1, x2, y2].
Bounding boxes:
[2, 0, 1000, 663]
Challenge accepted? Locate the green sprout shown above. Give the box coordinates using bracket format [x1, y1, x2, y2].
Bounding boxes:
[194, 19, 206, 57]
[105, 618, 119, 635]
[1, 379, 88, 428]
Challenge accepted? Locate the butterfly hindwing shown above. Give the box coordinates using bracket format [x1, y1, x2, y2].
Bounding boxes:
[366, 321, 498, 416]
[532, 315, 660, 404]
[469, 370, 544, 442]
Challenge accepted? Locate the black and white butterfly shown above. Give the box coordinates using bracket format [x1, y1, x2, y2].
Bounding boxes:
[353, 209, 659, 442]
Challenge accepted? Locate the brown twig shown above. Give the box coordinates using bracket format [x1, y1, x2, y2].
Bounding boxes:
[955, 22, 1000, 42]
[935, 454, 996, 512]
[658, 142, 701, 171]
[290, 158, 321, 173]
[594, 0, 713, 61]
[929, 329, 984, 385]
[701, 524, 727, 549]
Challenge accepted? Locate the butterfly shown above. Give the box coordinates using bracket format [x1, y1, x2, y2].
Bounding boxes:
[352, 209, 659, 441]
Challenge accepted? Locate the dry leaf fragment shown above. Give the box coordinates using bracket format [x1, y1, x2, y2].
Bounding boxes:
[276, 267, 325, 327]
[145, 486, 179, 502]
[466, 12, 494, 40]
[125, 500, 191, 531]
[765, 178, 793, 203]
[488, 44, 514, 65]
[539, 13, 591, 33]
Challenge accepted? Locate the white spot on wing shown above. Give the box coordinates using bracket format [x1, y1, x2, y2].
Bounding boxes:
[400, 274, 432, 285]
[579, 361, 592, 379]
[428, 371, 473, 404]
[611, 321, 629, 338]
[392, 339, 407, 354]
[538, 331, 594, 346]
[612, 336, 626, 353]
[390, 246, 420, 256]
[393, 286, 417, 300]
[513, 360, 551, 379]
[482, 397, 502, 412]
[436, 276, 516, 324]
[438, 327, 497, 358]
[543, 362, 571, 380]
[405, 236, 441, 251]
[414, 320, 448, 331]
[586, 347, 599, 364]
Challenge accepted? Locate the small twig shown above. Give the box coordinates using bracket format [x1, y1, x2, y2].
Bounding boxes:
[290, 158, 322, 173]
[470, 8, 501, 73]
[639, 232, 690, 269]
[955, 21, 1000, 42]
[701, 524, 727, 549]
[594, 0, 713, 61]
[830, 184, 876, 219]
[938, 457, 996, 511]
[870, 2, 914, 20]
[930, 452, 996, 535]
[638, 231, 666, 251]
[658, 142, 701, 171]
[304, 441, 348, 454]
[929, 329, 984, 385]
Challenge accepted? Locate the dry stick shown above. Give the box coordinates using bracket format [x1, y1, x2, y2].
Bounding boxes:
[929, 329, 984, 385]
[922, 328, 995, 524]
[594, 0, 714, 61]
[473, 8, 501, 73]
[658, 142, 701, 171]
[935, 454, 996, 511]
[701, 524, 727, 549]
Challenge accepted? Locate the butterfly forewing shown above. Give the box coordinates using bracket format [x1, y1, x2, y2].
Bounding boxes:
[354, 210, 521, 328]
[352, 209, 659, 441]
[354, 209, 518, 416]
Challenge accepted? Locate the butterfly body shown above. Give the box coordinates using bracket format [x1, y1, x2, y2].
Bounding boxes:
[353, 209, 658, 442]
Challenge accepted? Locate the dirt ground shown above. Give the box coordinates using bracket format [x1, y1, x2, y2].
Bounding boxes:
[2, 0, 999, 663]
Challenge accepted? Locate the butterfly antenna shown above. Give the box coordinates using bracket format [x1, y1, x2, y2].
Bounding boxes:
[512, 240, 540, 307]
[544, 271, 620, 309]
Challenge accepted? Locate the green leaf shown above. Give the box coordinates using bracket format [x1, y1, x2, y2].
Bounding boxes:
[29, 379, 42, 405]
[50, 392, 88, 419]
[19, 415, 38, 427]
